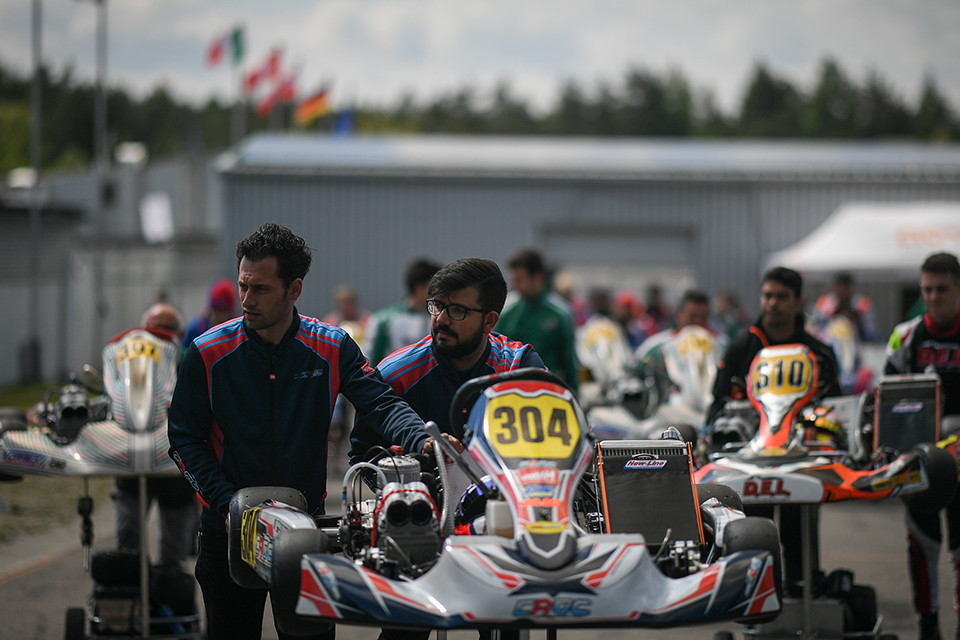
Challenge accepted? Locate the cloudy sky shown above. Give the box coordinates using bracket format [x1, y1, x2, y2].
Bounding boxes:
[0, 0, 958, 117]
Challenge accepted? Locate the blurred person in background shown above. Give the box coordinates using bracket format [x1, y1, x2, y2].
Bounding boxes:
[324, 284, 371, 463]
[885, 252, 960, 640]
[553, 270, 590, 327]
[363, 258, 441, 366]
[613, 289, 648, 349]
[811, 272, 877, 342]
[497, 248, 579, 393]
[182, 279, 239, 349]
[711, 289, 749, 339]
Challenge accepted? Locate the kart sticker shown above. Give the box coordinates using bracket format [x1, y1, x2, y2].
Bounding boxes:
[750, 348, 813, 398]
[484, 392, 580, 460]
[240, 506, 264, 567]
[115, 334, 161, 368]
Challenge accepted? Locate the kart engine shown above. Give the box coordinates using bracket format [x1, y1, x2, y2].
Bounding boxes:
[343, 455, 442, 578]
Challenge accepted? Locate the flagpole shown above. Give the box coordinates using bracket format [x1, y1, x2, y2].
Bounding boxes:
[92, 0, 109, 356]
[25, 0, 42, 382]
[231, 63, 245, 144]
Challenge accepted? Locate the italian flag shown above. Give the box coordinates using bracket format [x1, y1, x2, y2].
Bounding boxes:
[206, 27, 244, 67]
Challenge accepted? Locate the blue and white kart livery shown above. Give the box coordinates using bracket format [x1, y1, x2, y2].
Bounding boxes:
[229, 369, 781, 634]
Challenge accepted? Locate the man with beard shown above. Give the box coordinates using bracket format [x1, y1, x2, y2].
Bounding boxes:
[349, 257, 544, 640]
[349, 257, 545, 463]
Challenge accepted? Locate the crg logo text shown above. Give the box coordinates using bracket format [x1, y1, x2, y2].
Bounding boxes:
[513, 597, 591, 617]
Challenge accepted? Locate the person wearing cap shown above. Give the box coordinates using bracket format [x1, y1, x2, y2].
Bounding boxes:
[181, 278, 239, 349]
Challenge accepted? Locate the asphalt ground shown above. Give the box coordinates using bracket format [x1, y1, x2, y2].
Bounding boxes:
[0, 476, 948, 640]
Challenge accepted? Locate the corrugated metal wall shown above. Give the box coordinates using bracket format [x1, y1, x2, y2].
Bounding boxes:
[220, 170, 960, 338]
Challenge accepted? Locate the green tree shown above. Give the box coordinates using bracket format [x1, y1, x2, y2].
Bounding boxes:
[622, 68, 692, 136]
[545, 80, 591, 135]
[803, 58, 860, 137]
[487, 82, 537, 134]
[914, 76, 958, 140]
[738, 63, 803, 137]
[858, 71, 912, 138]
[0, 101, 30, 173]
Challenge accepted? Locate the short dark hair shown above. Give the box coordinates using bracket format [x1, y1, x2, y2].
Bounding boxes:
[428, 258, 508, 313]
[834, 272, 853, 286]
[405, 258, 442, 294]
[922, 252, 960, 282]
[236, 223, 313, 289]
[679, 289, 710, 308]
[762, 266, 803, 298]
[507, 248, 545, 276]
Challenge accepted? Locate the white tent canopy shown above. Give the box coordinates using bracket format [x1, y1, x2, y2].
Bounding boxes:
[766, 201, 960, 280]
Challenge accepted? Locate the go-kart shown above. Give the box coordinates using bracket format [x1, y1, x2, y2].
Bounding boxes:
[696, 344, 958, 640]
[0, 327, 201, 640]
[589, 324, 726, 444]
[228, 368, 782, 636]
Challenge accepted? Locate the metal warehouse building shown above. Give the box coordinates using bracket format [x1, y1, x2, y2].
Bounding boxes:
[219, 133, 960, 337]
[3, 134, 960, 387]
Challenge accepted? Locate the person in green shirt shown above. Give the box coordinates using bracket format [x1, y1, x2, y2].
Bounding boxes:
[497, 248, 579, 393]
[362, 258, 441, 365]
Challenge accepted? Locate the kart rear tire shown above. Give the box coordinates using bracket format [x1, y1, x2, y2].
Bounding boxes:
[270, 528, 333, 637]
[65, 607, 85, 640]
[0, 407, 28, 435]
[905, 443, 958, 515]
[229, 487, 308, 589]
[844, 584, 877, 633]
[697, 483, 743, 512]
[723, 515, 782, 620]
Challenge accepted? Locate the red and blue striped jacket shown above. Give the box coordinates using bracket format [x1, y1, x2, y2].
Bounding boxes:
[168, 311, 426, 529]
[349, 332, 544, 462]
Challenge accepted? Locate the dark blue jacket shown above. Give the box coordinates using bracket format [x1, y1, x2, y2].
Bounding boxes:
[168, 311, 426, 528]
[349, 332, 545, 461]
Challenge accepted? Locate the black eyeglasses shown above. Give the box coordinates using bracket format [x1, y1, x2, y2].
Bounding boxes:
[426, 299, 485, 321]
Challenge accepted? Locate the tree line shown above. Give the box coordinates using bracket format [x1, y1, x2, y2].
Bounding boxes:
[0, 56, 957, 175]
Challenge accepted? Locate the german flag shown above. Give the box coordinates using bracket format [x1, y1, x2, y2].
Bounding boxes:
[294, 88, 332, 126]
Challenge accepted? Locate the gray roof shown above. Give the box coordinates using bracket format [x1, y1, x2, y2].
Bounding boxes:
[219, 132, 960, 182]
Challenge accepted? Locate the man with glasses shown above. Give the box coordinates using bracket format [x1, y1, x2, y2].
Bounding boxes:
[349, 257, 545, 463]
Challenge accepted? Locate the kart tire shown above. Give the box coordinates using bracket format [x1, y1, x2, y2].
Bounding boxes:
[843, 584, 877, 633]
[65, 606, 85, 640]
[723, 515, 782, 622]
[905, 443, 958, 515]
[270, 528, 333, 638]
[673, 423, 699, 445]
[229, 487, 308, 589]
[0, 407, 28, 435]
[697, 483, 743, 512]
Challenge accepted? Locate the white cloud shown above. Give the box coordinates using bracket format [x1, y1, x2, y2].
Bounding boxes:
[0, 0, 957, 117]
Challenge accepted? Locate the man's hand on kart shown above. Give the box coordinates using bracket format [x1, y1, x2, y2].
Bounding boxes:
[422, 433, 465, 461]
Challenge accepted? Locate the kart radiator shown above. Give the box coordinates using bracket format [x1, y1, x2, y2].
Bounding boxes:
[874, 374, 940, 454]
[596, 439, 703, 545]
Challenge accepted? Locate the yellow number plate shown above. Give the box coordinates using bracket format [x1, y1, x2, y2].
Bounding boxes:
[116, 335, 161, 368]
[751, 348, 814, 397]
[484, 392, 580, 459]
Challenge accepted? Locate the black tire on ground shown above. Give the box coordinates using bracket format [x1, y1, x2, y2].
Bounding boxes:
[844, 584, 878, 632]
[65, 607, 86, 640]
[723, 515, 782, 624]
[697, 483, 744, 512]
[270, 528, 333, 637]
[905, 443, 958, 514]
[228, 487, 308, 589]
